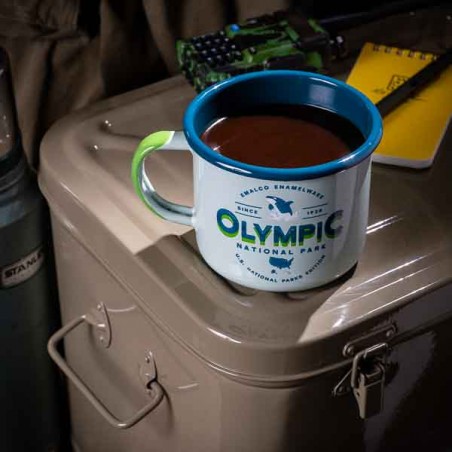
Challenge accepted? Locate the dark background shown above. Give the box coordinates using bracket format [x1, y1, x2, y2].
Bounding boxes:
[0, 0, 450, 168]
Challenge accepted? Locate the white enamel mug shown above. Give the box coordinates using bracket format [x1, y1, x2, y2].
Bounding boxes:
[131, 71, 382, 292]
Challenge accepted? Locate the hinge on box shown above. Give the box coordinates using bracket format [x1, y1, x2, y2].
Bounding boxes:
[139, 351, 158, 389]
[333, 342, 390, 419]
[85, 302, 112, 348]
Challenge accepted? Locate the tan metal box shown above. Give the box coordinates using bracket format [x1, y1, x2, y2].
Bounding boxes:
[39, 76, 452, 452]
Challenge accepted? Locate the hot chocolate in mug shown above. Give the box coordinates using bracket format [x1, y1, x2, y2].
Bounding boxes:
[131, 71, 382, 292]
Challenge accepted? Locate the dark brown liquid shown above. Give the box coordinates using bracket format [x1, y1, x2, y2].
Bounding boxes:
[201, 105, 364, 168]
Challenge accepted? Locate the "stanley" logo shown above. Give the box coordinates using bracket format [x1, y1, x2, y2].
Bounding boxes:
[1, 246, 45, 288]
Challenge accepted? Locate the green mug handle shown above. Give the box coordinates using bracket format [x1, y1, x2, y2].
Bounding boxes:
[131, 130, 194, 226]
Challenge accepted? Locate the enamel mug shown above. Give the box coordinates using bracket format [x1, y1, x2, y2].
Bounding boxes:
[131, 71, 382, 292]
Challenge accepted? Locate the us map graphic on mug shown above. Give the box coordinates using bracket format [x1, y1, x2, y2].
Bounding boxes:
[215, 182, 345, 287]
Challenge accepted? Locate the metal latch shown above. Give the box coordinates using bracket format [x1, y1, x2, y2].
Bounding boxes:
[334, 342, 389, 419]
[351, 343, 388, 419]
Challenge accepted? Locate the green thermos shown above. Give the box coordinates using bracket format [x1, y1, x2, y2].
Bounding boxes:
[0, 48, 67, 450]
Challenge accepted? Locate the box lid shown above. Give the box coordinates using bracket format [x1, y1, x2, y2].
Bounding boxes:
[39, 76, 452, 382]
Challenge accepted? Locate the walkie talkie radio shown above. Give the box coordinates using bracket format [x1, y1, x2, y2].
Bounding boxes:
[176, 1, 439, 92]
[176, 11, 333, 92]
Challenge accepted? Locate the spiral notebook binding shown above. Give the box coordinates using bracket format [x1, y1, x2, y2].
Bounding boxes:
[371, 43, 436, 61]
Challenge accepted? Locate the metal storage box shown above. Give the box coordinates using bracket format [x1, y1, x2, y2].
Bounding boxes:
[39, 76, 452, 452]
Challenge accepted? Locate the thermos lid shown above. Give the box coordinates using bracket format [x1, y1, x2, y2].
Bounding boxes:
[0, 47, 23, 178]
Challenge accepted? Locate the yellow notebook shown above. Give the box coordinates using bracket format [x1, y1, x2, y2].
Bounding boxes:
[346, 42, 452, 168]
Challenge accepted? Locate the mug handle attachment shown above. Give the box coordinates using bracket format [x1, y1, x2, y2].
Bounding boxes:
[131, 130, 194, 226]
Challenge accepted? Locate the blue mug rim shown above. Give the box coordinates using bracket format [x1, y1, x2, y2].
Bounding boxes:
[183, 70, 383, 181]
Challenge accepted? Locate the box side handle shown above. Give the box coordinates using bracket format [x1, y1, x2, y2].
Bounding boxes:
[48, 315, 164, 429]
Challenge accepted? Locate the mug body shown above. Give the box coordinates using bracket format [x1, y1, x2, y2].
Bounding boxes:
[184, 70, 382, 292]
[193, 153, 371, 291]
